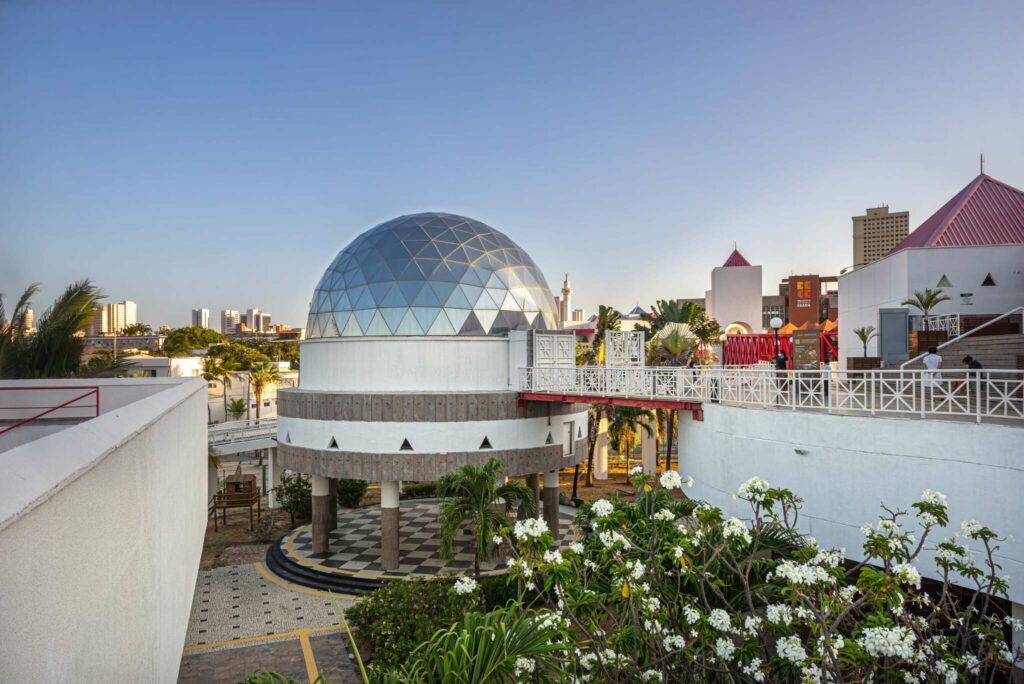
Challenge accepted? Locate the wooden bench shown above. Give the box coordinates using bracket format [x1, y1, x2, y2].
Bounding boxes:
[209, 474, 262, 530]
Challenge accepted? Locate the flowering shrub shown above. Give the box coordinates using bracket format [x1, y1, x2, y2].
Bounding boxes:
[483, 470, 1024, 683]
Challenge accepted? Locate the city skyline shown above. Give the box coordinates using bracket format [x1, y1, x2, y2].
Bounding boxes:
[3, 1, 1023, 326]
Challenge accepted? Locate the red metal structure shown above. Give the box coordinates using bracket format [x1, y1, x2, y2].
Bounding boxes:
[723, 331, 838, 368]
[0, 386, 101, 436]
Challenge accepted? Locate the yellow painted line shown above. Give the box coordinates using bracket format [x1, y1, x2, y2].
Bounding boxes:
[253, 561, 360, 600]
[184, 625, 342, 653]
[300, 632, 318, 683]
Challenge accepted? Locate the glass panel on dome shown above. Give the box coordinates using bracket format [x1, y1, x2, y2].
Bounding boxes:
[427, 311, 456, 335]
[380, 307, 408, 334]
[340, 314, 363, 336]
[394, 310, 424, 335]
[354, 308, 376, 332]
[411, 306, 441, 331]
[445, 308, 471, 332]
[365, 311, 391, 336]
[475, 309, 498, 334]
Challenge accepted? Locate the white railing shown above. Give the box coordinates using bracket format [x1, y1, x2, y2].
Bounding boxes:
[903, 306, 1024, 369]
[923, 313, 960, 337]
[520, 367, 1024, 424]
[208, 418, 277, 445]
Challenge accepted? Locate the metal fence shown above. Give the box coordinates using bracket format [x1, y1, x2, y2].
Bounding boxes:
[520, 366, 1024, 424]
[208, 418, 278, 446]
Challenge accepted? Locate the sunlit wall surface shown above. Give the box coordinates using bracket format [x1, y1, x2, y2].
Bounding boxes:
[306, 213, 558, 338]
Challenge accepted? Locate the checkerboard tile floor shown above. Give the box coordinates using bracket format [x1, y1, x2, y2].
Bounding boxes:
[282, 501, 577, 579]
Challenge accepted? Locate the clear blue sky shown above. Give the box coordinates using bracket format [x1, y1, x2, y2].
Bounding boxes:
[2, 0, 1022, 327]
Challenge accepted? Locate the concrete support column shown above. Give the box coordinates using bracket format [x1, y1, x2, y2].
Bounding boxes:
[381, 480, 401, 571]
[542, 470, 560, 540]
[594, 416, 609, 480]
[519, 474, 540, 520]
[267, 447, 282, 508]
[311, 475, 332, 555]
[641, 416, 658, 474]
[327, 477, 338, 531]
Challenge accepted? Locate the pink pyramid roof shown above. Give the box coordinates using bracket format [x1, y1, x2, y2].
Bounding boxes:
[888, 174, 1024, 255]
[722, 249, 751, 267]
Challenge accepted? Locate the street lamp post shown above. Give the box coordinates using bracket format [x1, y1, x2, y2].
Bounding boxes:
[770, 316, 783, 358]
[718, 332, 728, 366]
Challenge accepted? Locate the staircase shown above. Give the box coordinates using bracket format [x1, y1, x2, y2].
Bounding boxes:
[903, 333, 1024, 370]
[264, 536, 387, 595]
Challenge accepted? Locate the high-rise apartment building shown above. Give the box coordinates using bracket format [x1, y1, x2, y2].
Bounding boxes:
[245, 308, 262, 332]
[191, 308, 210, 329]
[221, 309, 241, 335]
[87, 300, 137, 335]
[260, 313, 272, 331]
[853, 206, 909, 268]
[22, 308, 34, 333]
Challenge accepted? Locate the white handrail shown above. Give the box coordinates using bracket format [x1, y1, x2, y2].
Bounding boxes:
[900, 306, 1024, 369]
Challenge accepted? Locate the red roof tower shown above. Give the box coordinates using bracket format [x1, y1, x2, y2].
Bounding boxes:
[722, 248, 752, 267]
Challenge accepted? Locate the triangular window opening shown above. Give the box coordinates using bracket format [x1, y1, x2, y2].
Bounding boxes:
[577, 426, 583, 439]
[285, 432, 291, 444]
[544, 432, 554, 445]
[936, 275, 952, 288]
[981, 273, 996, 287]
[400, 438, 414, 451]
[328, 437, 339, 449]
[480, 436, 492, 450]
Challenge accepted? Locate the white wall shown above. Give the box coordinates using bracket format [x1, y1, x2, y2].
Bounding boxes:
[709, 265, 763, 333]
[299, 336, 514, 391]
[0, 378, 208, 682]
[838, 245, 1024, 365]
[679, 403, 1024, 604]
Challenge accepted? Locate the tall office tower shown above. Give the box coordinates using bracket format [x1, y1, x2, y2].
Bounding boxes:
[191, 308, 210, 329]
[245, 308, 262, 332]
[221, 309, 241, 334]
[88, 305, 109, 336]
[22, 308, 34, 333]
[260, 313, 272, 332]
[852, 206, 910, 268]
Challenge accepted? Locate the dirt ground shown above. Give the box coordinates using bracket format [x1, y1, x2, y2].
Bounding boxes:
[201, 454, 679, 568]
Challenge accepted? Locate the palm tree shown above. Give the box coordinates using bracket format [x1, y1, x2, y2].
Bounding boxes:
[607, 406, 654, 481]
[227, 398, 247, 421]
[654, 329, 695, 472]
[637, 299, 701, 340]
[201, 355, 238, 424]
[121, 322, 152, 336]
[575, 305, 621, 498]
[437, 458, 536, 581]
[0, 280, 104, 379]
[901, 288, 952, 320]
[247, 362, 281, 422]
[853, 326, 877, 357]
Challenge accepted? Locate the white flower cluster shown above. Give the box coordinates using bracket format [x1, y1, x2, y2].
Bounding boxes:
[641, 671, 662, 683]
[737, 476, 770, 502]
[715, 637, 736, 660]
[543, 549, 564, 565]
[801, 664, 823, 683]
[776, 635, 807, 664]
[569, 542, 584, 554]
[641, 596, 661, 614]
[492, 534, 504, 546]
[722, 517, 751, 544]
[934, 661, 958, 684]
[741, 658, 765, 682]
[659, 471, 686, 490]
[682, 604, 701, 624]
[532, 610, 570, 631]
[960, 520, 984, 537]
[663, 633, 685, 651]
[630, 465, 644, 476]
[653, 509, 675, 522]
[453, 577, 478, 595]
[766, 604, 792, 625]
[626, 559, 646, 581]
[893, 562, 922, 589]
[513, 517, 548, 541]
[598, 530, 629, 550]
[809, 548, 844, 568]
[743, 615, 762, 637]
[590, 499, 615, 518]
[513, 656, 534, 678]
[708, 608, 731, 632]
[857, 625, 916, 659]
[919, 489, 947, 506]
[771, 559, 837, 586]
[839, 585, 858, 603]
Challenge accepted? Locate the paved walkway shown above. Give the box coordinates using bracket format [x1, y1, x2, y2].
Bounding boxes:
[179, 562, 360, 683]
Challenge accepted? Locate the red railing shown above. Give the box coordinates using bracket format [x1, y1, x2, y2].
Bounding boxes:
[723, 331, 838, 368]
[0, 386, 101, 436]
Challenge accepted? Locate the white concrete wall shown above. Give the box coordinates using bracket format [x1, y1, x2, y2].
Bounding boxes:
[709, 265, 763, 333]
[0, 378, 208, 682]
[838, 245, 1024, 366]
[299, 336, 513, 391]
[281, 410, 589, 456]
[679, 403, 1024, 604]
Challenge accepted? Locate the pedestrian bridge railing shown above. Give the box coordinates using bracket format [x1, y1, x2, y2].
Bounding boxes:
[208, 418, 277, 446]
[519, 367, 1024, 424]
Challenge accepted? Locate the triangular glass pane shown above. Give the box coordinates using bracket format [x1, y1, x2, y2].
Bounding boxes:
[416, 258, 442, 278]
[429, 280, 457, 303]
[459, 284, 484, 306]
[412, 285, 441, 306]
[344, 268, 366, 287]
[402, 239, 431, 257]
[500, 291, 519, 311]
[524, 311, 539, 325]
[387, 258, 412, 279]
[331, 290, 351, 311]
[399, 281, 426, 302]
[323, 312, 340, 337]
[415, 242, 443, 260]
[379, 284, 407, 307]
[399, 261, 424, 280]
[475, 309, 498, 334]
[354, 308, 377, 332]
[427, 311, 457, 335]
[411, 307, 441, 331]
[459, 311, 484, 335]
[380, 307, 407, 334]
[365, 311, 391, 336]
[490, 311, 511, 335]
[341, 314, 363, 336]
[333, 312, 351, 334]
[461, 266, 484, 286]
[475, 289, 500, 311]
[308, 315, 322, 339]
[445, 287, 473, 309]
[431, 261, 466, 283]
[445, 308, 471, 332]
[354, 288, 376, 309]
[368, 281, 392, 303]
[394, 310, 424, 335]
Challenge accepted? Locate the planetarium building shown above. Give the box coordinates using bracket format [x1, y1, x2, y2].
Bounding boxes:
[276, 213, 588, 569]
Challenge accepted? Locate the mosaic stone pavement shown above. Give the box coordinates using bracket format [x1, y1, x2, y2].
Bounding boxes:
[282, 500, 579, 579]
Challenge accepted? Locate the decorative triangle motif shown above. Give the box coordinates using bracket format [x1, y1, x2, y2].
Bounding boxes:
[400, 438, 414, 451]
[936, 274, 952, 288]
[328, 437, 339, 449]
[285, 432, 291, 444]
[545, 432, 553, 445]
[480, 436, 492, 449]
[577, 426, 583, 438]
[981, 273, 996, 286]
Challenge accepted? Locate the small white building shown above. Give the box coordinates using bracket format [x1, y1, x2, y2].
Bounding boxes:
[839, 173, 1024, 365]
[121, 354, 203, 378]
[705, 249, 764, 334]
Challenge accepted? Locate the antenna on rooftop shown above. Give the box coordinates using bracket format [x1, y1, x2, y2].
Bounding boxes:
[980, 153, 985, 175]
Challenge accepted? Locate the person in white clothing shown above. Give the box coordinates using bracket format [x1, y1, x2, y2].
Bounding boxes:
[922, 346, 943, 389]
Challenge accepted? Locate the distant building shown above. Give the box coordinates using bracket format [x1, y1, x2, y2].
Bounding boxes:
[220, 309, 240, 335]
[87, 300, 137, 335]
[82, 334, 165, 353]
[120, 354, 201, 378]
[244, 308, 272, 333]
[260, 313, 272, 331]
[22, 308, 34, 333]
[555, 274, 574, 328]
[571, 308, 584, 323]
[190, 308, 210, 329]
[853, 206, 909, 269]
[705, 249, 763, 334]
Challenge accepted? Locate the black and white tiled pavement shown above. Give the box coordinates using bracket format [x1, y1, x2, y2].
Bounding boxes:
[280, 500, 577, 579]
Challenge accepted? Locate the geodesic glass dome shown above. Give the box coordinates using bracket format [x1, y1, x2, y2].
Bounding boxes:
[305, 213, 559, 338]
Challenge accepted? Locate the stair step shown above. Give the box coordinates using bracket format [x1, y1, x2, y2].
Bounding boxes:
[264, 537, 386, 595]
